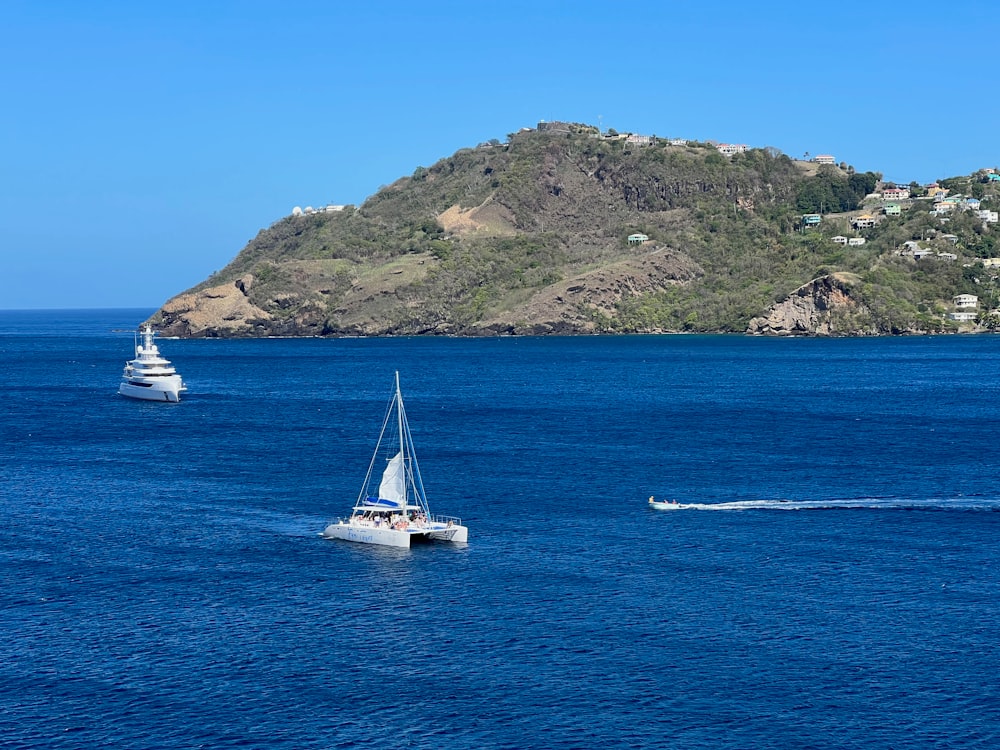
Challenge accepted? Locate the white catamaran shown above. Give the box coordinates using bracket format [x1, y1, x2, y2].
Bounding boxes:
[322, 372, 468, 548]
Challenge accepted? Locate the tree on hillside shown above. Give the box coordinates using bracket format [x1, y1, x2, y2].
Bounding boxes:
[848, 172, 878, 198]
[796, 168, 880, 213]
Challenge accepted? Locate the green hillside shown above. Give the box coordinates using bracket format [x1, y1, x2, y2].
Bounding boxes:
[152, 122, 1000, 336]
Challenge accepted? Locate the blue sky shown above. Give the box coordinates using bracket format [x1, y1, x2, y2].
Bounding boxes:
[3, 1, 998, 309]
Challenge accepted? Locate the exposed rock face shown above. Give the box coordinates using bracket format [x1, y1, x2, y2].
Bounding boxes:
[437, 200, 517, 236]
[157, 275, 273, 337]
[747, 273, 870, 336]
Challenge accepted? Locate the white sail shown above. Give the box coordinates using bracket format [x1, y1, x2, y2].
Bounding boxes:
[378, 451, 406, 507]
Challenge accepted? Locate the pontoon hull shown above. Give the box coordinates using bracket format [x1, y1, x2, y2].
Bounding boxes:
[322, 521, 468, 548]
[322, 522, 413, 548]
[429, 524, 468, 543]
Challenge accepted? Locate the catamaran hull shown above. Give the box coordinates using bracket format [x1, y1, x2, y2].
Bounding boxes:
[322, 523, 413, 548]
[119, 381, 183, 402]
[429, 524, 468, 543]
[322, 522, 469, 548]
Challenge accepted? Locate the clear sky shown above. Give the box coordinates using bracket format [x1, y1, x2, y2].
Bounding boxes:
[3, 0, 998, 309]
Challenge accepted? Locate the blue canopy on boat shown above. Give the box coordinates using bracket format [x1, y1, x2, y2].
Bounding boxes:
[361, 496, 403, 509]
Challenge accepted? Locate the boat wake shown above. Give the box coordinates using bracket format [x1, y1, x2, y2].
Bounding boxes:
[654, 496, 1000, 512]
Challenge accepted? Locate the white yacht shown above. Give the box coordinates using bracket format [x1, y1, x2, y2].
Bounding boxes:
[119, 325, 186, 402]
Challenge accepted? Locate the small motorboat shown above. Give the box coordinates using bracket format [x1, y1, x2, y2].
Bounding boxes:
[648, 497, 694, 510]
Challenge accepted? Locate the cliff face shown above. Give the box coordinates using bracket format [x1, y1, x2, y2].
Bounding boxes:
[149, 123, 998, 337]
[159, 275, 271, 337]
[158, 273, 338, 338]
[747, 274, 872, 336]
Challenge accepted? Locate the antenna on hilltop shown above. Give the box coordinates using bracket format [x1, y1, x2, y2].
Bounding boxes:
[598, 115, 603, 133]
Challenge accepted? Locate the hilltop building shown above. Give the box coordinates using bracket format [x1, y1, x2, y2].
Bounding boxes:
[716, 144, 748, 156]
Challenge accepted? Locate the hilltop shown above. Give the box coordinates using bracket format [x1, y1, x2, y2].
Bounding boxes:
[150, 122, 1000, 337]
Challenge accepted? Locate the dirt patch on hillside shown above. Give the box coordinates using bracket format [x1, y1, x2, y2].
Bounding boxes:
[438, 200, 517, 236]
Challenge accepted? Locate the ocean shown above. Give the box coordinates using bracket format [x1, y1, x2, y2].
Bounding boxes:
[2, 309, 999, 749]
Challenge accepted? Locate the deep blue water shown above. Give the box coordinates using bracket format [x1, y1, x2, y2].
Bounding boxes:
[2, 309, 1000, 749]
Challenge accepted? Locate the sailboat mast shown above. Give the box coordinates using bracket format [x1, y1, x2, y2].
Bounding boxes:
[395, 371, 406, 507]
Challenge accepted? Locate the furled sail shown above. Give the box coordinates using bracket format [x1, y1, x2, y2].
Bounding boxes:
[378, 452, 405, 507]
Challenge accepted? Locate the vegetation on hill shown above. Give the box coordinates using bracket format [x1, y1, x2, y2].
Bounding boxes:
[155, 123, 1000, 337]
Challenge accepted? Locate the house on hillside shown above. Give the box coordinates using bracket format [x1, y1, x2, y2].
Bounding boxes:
[626, 134, 654, 146]
[949, 295, 978, 322]
[949, 310, 977, 321]
[628, 233, 649, 245]
[716, 143, 748, 156]
[802, 214, 822, 226]
[813, 155, 836, 165]
[900, 241, 933, 259]
[848, 237, 866, 246]
[882, 187, 909, 201]
[832, 235, 848, 245]
[851, 214, 877, 229]
[884, 203, 902, 216]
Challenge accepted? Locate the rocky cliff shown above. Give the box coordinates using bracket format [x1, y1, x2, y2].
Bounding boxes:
[747, 273, 872, 336]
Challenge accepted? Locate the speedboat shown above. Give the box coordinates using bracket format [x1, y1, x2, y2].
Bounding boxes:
[648, 497, 694, 510]
[119, 325, 186, 402]
[322, 372, 468, 548]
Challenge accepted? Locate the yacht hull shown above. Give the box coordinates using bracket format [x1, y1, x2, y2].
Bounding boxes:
[119, 380, 183, 402]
